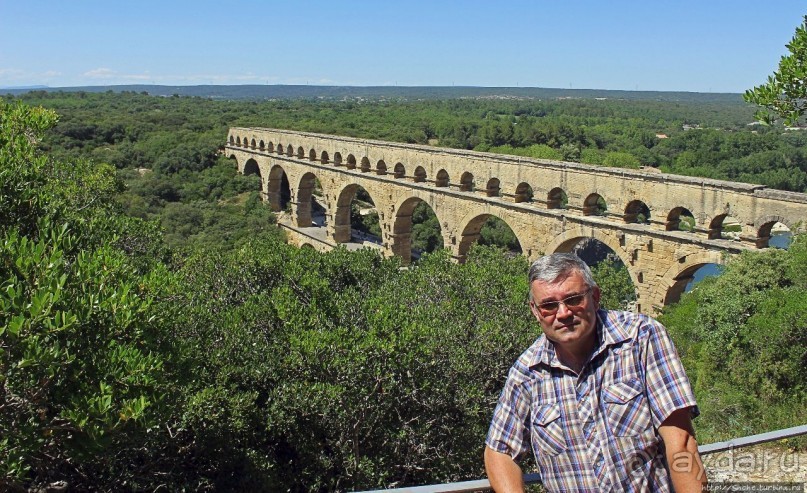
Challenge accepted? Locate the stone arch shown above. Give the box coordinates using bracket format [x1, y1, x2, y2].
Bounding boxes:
[360, 157, 371, 173]
[229, 135, 235, 145]
[309, 148, 317, 161]
[436, 169, 450, 187]
[297, 146, 305, 159]
[243, 158, 260, 177]
[333, 152, 343, 166]
[391, 196, 445, 265]
[286, 144, 294, 156]
[276, 142, 284, 155]
[654, 251, 725, 307]
[250, 138, 257, 149]
[414, 166, 427, 183]
[333, 183, 379, 244]
[756, 215, 794, 248]
[708, 213, 741, 240]
[300, 243, 315, 250]
[542, 226, 637, 287]
[456, 212, 525, 263]
[394, 162, 405, 178]
[346, 154, 357, 169]
[376, 160, 387, 175]
[295, 172, 319, 227]
[624, 200, 650, 224]
[460, 172, 475, 192]
[258, 140, 265, 151]
[548, 187, 568, 209]
[320, 151, 330, 164]
[583, 193, 607, 216]
[666, 207, 696, 232]
[267, 141, 275, 153]
[266, 164, 291, 212]
[515, 182, 533, 203]
[236, 136, 241, 146]
[242, 136, 249, 148]
[486, 178, 501, 197]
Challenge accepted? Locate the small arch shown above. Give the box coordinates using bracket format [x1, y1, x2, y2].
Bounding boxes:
[460, 172, 475, 192]
[229, 135, 235, 145]
[708, 214, 742, 241]
[286, 144, 294, 156]
[242, 136, 249, 148]
[547, 187, 568, 209]
[309, 148, 317, 161]
[360, 157, 371, 173]
[276, 142, 284, 155]
[376, 160, 387, 175]
[250, 138, 257, 149]
[346, 154, 357, 169]
[666, 207, 696, 232]
[515, 182, 533, 203]
[624, 200, 650, 224]
[583, 193, 607, 216]
[486, 178, 501, 197]
[258, 140, 265, 151]
[236, 136, 242, 146]
[436, 169, 450, 187]
[297, 146, 305, 159]
[758, 220, 792, 249]
[414, 166, 427, 183]
[334, 152, 343, 166]
[267, 141, 275, 153]
[394, 162, 406, 179]
[320, 151, 330, 164]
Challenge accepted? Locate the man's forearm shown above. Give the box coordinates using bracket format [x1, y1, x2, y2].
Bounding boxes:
[484, 446, 524, 493]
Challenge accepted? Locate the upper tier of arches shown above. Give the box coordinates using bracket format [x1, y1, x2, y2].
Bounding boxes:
[228, 130, 806, 249]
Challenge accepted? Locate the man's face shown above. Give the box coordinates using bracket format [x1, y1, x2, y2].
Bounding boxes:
[529, 270, 601, 351]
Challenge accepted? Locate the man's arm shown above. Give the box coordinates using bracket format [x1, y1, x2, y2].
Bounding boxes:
[484, 446, 524, 493]
[658, 408, 707, 493]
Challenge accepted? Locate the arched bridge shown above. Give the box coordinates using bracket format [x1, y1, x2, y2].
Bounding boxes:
[226, 127, 807, 314]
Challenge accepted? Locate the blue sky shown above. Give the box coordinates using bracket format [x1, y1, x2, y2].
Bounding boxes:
[1, 1, 804, 93]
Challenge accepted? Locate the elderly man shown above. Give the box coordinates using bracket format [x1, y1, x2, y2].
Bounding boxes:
[485, 253, 706, 492]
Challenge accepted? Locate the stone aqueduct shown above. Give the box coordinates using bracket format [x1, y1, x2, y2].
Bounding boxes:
[226, 127, 807, 314]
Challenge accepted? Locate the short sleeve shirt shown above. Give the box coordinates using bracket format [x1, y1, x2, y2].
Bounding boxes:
[486, 309, 698, 493]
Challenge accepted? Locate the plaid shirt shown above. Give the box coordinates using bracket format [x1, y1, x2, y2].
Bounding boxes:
[486, 309, 698, 492]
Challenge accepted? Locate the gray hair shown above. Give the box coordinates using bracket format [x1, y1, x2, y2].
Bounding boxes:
[528, 253, 597, 301]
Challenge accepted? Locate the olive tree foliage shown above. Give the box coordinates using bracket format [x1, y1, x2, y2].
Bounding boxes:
[744, 16, 807, 126]
[166, 242, 535, 491]
[659, 236, 807, 444]
[0, 99, 172, 490]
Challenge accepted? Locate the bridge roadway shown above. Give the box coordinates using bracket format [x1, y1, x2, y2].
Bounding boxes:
[226, 126, 807, 314]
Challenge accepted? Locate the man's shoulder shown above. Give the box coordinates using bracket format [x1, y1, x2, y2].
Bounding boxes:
[600, 308, 666, 342]
[509, 336, 547, 379]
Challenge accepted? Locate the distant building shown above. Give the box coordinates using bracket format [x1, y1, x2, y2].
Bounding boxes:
[655, 133, 669, 139]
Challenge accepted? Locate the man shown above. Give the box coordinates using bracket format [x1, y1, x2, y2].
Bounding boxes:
[485, 253, 706, 492]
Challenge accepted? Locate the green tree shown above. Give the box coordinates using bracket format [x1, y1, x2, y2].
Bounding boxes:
[744, 16, 807, 126]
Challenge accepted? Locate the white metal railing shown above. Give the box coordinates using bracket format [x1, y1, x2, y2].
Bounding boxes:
[356, 424, 807, 493]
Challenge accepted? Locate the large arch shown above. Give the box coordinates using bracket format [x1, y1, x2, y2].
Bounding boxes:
[455, 212, 524, 262]
[333, 183, 380, 244]
[391, 196, 445, 265]
[654, 251, 725, 307]
[243, 158, 260, 177]
[294, 172, 320, 227]
[542, 227, 638, 288]
[266, 164, 291, 212]
[756, 214, 795, 248]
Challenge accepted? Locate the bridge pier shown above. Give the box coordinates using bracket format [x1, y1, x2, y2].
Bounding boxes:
[390, 233, 412, 265]
[331, 223, 352, 243]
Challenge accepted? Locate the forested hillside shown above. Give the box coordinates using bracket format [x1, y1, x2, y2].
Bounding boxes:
[1, 92, 805, 491]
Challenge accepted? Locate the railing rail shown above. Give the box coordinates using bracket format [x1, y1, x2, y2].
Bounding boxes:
[356, 424, 807, 493]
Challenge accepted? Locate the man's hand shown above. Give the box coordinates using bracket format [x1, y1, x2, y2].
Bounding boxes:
[658, 407, 707, 493]
[484, 446, 525, 493]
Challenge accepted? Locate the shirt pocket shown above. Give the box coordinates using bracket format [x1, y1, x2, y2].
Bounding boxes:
[531, 402, 567, 456]
[601, 377, 652, 437]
